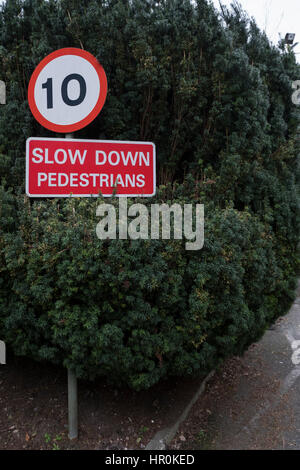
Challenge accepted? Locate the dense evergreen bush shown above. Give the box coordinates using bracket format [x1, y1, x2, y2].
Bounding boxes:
[0, 0, 299, 389]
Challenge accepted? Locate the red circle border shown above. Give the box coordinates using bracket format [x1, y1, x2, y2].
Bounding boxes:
[28, 48, 108, 133]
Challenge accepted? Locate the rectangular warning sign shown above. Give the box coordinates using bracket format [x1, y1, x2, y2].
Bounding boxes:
[26, 137, 156, 197]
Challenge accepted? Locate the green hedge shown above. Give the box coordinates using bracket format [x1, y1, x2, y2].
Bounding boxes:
[0, 183, 298, 389]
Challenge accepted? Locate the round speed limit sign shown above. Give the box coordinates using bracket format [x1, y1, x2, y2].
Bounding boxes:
[28, 48, 107, 133]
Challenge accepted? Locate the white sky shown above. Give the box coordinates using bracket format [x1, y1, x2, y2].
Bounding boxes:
[212, 0, 300, 58]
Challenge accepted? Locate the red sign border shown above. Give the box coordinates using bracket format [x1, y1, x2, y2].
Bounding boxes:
[26, 137, 156, 198]
[28, 48, 108, 133]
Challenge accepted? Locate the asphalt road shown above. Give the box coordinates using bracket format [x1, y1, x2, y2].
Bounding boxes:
[169, 280, 300, 450]
[203, 281, 300, 450]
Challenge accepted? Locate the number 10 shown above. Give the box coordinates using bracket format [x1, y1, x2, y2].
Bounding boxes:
[42, 73, 87, 109]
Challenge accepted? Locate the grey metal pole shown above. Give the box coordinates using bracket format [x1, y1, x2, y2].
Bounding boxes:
[68, 368, 78, 439]
[65, 131, 78, 440]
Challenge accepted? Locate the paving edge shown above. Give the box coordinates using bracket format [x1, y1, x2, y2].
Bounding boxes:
[145, 370, 215, 450]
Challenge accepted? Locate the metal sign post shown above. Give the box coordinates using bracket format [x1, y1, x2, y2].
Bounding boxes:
[68, 368, 78, 440]
[65, 131, 78, 440]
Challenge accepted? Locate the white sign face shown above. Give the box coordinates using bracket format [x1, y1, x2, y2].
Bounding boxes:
[34, 55, 100, 126]
[28, 48, 107, 133]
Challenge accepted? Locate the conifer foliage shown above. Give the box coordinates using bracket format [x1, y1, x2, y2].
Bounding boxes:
[0, 0, 299, 389]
